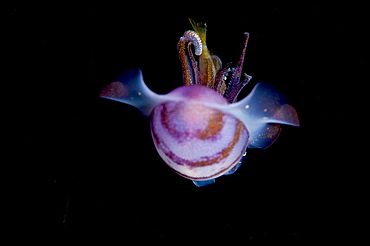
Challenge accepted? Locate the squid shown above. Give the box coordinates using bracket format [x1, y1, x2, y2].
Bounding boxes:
[100, 19, 299, 187]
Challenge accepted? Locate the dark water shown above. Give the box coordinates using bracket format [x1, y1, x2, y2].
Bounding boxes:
[8, 2, 362, 244]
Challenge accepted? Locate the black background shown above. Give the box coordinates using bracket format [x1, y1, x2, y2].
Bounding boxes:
[7, 1, 363, 244]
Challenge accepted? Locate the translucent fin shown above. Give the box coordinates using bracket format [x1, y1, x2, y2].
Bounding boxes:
[99, 69, 167, 117]
[192, 179, 215, 187]
[224, 151, 246, 175]
[228, 82, 300, 149]
[223, 161, 242, 175]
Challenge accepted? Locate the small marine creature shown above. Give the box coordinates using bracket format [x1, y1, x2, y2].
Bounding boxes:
[100, 19, 299, 187]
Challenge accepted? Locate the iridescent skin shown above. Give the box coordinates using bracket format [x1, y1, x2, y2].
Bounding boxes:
[100, 19, 299, 187]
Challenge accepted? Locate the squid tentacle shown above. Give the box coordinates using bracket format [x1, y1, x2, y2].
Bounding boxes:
[214, 62, 232, 95]
[187, 42, 202, 85]
[177, 37, 195, 85]
[177, 31, 203, 85]
[224, 32, 252, 102]
[182, 30, 202, 56]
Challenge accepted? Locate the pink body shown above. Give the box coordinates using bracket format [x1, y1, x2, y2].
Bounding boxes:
[150, 85, 249, 180]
